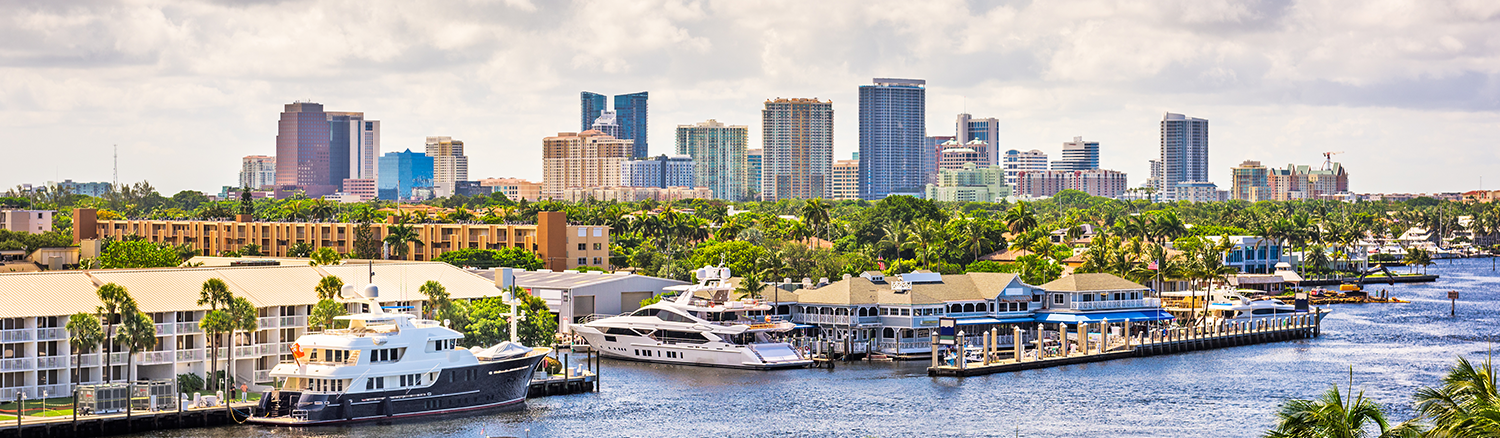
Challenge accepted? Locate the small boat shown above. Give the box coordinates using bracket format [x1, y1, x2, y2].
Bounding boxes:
[1205, 293, 1330, 323]
[573, 265, 812, 370]
[249, 284, 549, 425]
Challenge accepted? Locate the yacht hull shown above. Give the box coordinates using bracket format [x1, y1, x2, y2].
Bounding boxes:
[578, 331, 810, 370]
[249, 352, 545, 426]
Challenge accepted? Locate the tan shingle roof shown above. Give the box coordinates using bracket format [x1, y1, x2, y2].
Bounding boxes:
[0, 271, 103, 319]
[1038, 273, 1147, 292]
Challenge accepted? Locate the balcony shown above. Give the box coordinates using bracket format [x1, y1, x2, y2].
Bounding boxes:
[175, 349, 205, 362]
[34, 356, 66, 370]
[35, 384, 69, 399]
[257, 316, 280, 329]
[279, 316, 307, 327]
[254, 344, 277, 356]
[1068, 298, 1161, 311]
[35, 327, 66, 341]
[138, 351, 173, 365]
[0, 357, 32, 371]
[176, 322, 202, 334]
[107, 352, 129, 364]
[71, 353, 100, 367]
[253, 370, 271, 383]
[0, 328, 31, 342]
[796, 314, 851, 325]
[153, 323, 175, 336]
[234, 345, 257, 357]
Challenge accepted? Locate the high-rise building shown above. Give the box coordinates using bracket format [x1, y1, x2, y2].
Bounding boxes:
[361, 120, 381, 180]
[1002, 149, 1049, 186]
[581, 91, 649, 158]
[831, 158, 860, 200]
[615, 92, 649, 158]
[340, 178, 376, 202]
[922, 136, 954, 185]
[1156, 113, 1209, 200]
[239, 155, 277, 189]
[377, 149, 434, 201]
[1066, 169, 1129, 198]
[939, 139, 988, 170]
[956, 113, 1000, 165]
[1231, 160, 1269, 201]
[591, 110, 621, 139]
[1264, 163, 1349, 201]
[676, 119, 750, 201]
[620, 155, 695, 189]
[858, 78, 926, 199]
[425, 136, 469, 197]
[761, 98, 834, 201]
[542, 130, 634, 198]
[275, 102, 334, 198]
[925, 163, 1010, 203]
[53, 180, 111, 197]
[746, 148, 763, 200]
[327, 111, 378, 185]
[581, 92, 607, 132]
[1052, 136, 1100, 171]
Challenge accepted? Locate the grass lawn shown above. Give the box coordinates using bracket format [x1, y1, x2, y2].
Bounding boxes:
[0, 415, 13, 421]
[33, 409, 74, 417]
[0, 397, 75, 417]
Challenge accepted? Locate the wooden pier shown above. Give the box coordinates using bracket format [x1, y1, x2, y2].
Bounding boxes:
[928, 311, 1322, 377]
[0, 401, 257, 438]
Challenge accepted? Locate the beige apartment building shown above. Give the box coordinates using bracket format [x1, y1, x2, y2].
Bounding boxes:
[761, 98, 834, 201]
[479, 178, 542, 201]
[542, 130, 634, 199]
[831, 159, 860, 200]
[74, 209, 609, 271]
[426, 136, 470, 197]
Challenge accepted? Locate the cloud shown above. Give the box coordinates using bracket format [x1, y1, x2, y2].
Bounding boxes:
[0, 0, 1496, 194]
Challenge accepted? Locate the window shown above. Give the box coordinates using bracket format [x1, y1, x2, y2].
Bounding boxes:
[593, 257, 601, 265]
[1054, 294, 1064, 304]
[578, 257, 587, 265]
[578, 243, 586, 251]
[593, 227, 602, 237]
[577, 228, 586, 237]
[593, 243, 601, 250]
[1020, 302, 1028, 311]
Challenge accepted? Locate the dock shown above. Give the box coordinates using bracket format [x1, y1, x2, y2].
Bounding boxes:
[0, 401, 257, 438]
[928, 312, 1321, 377]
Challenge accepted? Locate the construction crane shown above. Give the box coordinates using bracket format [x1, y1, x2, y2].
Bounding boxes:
[1322, 151, 1344, 171]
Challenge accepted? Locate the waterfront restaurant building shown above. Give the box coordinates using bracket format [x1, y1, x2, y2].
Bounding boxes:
[763, 271, 1170, 356]
[0, 261, 516, 401]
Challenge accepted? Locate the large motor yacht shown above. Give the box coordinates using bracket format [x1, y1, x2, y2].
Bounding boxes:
[574, 266, 811, 370]
[1204, 292, 1330, 323]
[250, 284, 549, 425]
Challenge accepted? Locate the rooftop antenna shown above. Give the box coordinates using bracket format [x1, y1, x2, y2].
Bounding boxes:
[112, 144, 118, 188]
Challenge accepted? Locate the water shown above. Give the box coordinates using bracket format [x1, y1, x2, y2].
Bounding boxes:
[136, 259, 1500, 437]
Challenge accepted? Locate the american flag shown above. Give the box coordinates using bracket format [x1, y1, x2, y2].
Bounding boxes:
[1148, 260, 1159, 270]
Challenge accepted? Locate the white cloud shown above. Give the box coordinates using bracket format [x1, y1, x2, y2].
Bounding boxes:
[0, 0, 1495, 194]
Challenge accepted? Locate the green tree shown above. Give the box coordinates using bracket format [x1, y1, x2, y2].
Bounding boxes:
[226, 296, 258, 392]
[309, 300, 347, 332]
[198, 310, 233, 388]
[433, 248, 543, 270]
[1265, 379, 1421, 438]
[98, 240, 182, 269]
[116, 303, 156, 385]
[66, 312, 103, 390]
[687, 240, 769, 277]
[419, 280, 451, 320]
[735, 270, 764, 300]
[287, 242, 314, 258]
[1414, 355, 1500, 437]
[383, 221, 420, 259]
[309, 247, 342, 266]
[240, 243, 263, 256]
[197, 278, 234, 390]
[94, 283, 133, 382]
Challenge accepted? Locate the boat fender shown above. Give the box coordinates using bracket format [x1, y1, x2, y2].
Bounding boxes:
[343, 397, 353, 421]
[383, 396, 393, 417]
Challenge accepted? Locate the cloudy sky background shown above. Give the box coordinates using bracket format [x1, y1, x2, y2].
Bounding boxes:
[2, 0, 1498, 195]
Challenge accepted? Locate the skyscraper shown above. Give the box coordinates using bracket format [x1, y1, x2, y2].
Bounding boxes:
[615, 91, 649, 158]
[581, 91, 649, 158]
[425, 136, 469, 197]
[676, 119, 749, 201]
[239, 155, 277, 189]
[1156, 112, 1209, 200]
[762, 98, 833, 201]
[377, 149, 434, 201]
[275, 102, 335, 198]
[1051, 136, 1100, 171]
[858, 78, 926, 199]
[361, 120, 380, 180]
[591, 110, 621, 139]
[1231, 160, 1269, 201]
[542, 131, 634, 198]
[581, 92, 606, 132]
[831, 158, 860, 200]
[1002, 149, 1048, 186]
[746, 148, 763, 200]
[956, 113, 1000, 165]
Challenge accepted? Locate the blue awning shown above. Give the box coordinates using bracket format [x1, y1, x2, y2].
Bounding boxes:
[957, 317, 1033, 325]
[1033, 309, 1175, 323]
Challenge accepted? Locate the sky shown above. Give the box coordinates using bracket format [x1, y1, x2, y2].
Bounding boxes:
[2, 0, 1498, 195]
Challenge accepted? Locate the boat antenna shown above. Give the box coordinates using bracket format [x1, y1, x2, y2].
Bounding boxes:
[368, 259, 375, 284]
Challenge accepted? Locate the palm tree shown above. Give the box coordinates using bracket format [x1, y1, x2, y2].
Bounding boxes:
[908, 219, 943, 269]
[879, 222, 910, 260]
[419, 280, 450, 320]
[94, 282, 133, 382]
[117, 305, 155, 421]
[800, 199, 831, 242]
[958, 216, 992, 263]
[1265, 380, 1421, 438]
[225, 296, 258, 395]
[735, 270, 764, 301]
[1004, 201, 1039, 236]
[316, 275, 344, 301]
[383, 220, 420, 259]
[66, 312, 103, 388]
[1415, 355, 1500, 437]
[198, 278, 233, 390]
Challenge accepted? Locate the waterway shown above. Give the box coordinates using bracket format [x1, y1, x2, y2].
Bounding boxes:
[132, 258, 1500, 437]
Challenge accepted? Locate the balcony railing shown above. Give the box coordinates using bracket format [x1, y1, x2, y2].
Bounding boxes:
[254, 344, 277, 356]
[107, 352, 129, 364]
[175, 349, 204, 362]
[35, 384, 69, 399]
[176, 322, 202, 334]
[234, 345, 257, 357]
[0, 357, 32, 371]
[279, 316, 307, 327]
[796, 314, 851, 325]
[35, 327, 66, 341]
[138, 351, 173, 365]
[253, 370, 271, 383]
[34, 356, 66, 370]
[1068, 298, 1161, 311]
[0, 328, 32, 342]
[278, 343, 292, 354]
[153, 323, 175, 336]
[70, 353, 100, 367]
[258, 317, 280, 329]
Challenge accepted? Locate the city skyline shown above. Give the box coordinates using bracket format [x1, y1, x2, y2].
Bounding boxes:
[1, 1, 1496, 195]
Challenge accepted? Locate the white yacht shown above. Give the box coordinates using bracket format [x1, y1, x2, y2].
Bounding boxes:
[1205, 293, 1329, 323]
[573, 266, 812, 370]
[250, 284, 549, 425]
